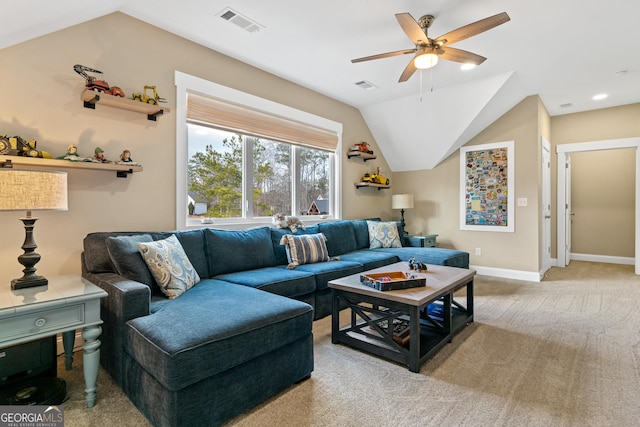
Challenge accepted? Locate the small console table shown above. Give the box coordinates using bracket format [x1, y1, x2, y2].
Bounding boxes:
[0, 275, 107, 407]
[407, 234, 438, 248]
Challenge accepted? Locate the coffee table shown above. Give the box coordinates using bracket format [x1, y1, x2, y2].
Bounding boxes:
[329, 262, 475, 372]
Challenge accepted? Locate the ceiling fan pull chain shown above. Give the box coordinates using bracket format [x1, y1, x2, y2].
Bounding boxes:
[419, 69, 423, 101]
[430, 68, 434, 92]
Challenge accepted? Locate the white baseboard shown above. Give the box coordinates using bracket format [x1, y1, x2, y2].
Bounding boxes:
[570, 253, 635, 265]
[472, 254, 635, 282]
[470, 265, 542, 282]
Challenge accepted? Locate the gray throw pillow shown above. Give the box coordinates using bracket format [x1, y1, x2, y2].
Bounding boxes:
[106, 234, 155, 287]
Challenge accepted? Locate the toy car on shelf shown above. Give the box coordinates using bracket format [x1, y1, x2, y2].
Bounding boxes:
[349, 141, 374, 154]
[74, 64, 125, 97]
[362, 167, 389, 185]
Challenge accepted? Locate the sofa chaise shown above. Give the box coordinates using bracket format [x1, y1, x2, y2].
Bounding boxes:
[81, 219, 468, 426]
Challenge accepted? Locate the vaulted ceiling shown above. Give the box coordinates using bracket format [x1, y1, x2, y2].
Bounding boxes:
[3, 0, 639, 170]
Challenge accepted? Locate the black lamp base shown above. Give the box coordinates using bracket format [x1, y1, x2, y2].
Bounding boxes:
[11, 215, 48, 291]
[12, 275, 48, 291]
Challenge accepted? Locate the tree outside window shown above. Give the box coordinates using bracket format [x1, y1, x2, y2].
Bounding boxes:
[187, 124, 332, 220]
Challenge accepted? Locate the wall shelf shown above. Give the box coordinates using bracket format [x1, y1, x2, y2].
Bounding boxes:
[81, 90, 170, 121]
[347, 151, 376, 161]
[355, 182, 390, 190]
[0, 155, 143, 178]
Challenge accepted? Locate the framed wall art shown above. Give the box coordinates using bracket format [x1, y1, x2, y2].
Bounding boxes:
[460, 141, 514, 232]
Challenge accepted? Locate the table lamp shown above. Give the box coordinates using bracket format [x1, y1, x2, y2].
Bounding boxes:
[0, 167, 68, 290]
[392, 193, 414, 234]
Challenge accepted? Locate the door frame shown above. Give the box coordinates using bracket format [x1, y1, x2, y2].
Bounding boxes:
[556, 137, 640, 274]
[541, 137, 552, 275]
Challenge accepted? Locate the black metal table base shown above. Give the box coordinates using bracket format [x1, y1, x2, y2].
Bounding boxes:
[331, 279, 473, 372]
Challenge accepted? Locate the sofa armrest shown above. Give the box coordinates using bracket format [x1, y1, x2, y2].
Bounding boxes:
[82, 266, 151, 387]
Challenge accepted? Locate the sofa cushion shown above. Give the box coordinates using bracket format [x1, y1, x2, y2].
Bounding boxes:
[317, 220, 358, 256]
[215, 267, 316, 298]
[206, 227, 277, 276]
[125, 280, 313, 391]
[138, 235, 201, 299]
[280, 233, 329, 269]
[337, 249, 399, 271]
[106, 234, 155, 288]
[84, 231, 148, 274]
[351, 219, 371, 249]
[293, 260, 363, 291]
[155, 230, 209, 280]
[270, 225, 320, 265]
[367, 220, 402, 249]
[374, 247, 470, 269]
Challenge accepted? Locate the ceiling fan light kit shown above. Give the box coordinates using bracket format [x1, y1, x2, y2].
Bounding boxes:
[351, 11, 510, 82]
[414, 50, 438, 69]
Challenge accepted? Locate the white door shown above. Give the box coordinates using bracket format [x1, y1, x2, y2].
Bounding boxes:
[541, 138, 552, 274]
[564, 155, 572, 265]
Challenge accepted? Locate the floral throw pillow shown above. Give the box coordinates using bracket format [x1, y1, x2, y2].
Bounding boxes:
[367, 221, 402, 249]
[137, 234, 200, 299]
[280, 233, 330, 269]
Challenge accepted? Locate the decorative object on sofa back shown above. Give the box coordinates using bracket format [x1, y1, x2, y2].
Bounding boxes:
[280, 233, 331, 269]
[137, 234, 200, 298]
[273, 213, 307, 233]
[366, 221, 402, 249]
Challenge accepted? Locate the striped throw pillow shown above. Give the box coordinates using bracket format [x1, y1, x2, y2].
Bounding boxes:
[279, 233, 329, 269]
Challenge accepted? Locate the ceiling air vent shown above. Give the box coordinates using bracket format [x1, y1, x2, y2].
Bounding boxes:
[218, 7, 264, 33]
[560, 102, 572, 109]
[355, 80, 377, 91]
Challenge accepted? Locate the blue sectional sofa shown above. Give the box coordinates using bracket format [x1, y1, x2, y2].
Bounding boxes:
[81, 219, 468, 426]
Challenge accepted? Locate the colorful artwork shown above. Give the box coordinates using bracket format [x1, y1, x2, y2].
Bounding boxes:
[460, 141, 514, 232]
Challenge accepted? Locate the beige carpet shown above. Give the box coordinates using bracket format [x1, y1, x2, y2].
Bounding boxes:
[59, 261, 640, 426]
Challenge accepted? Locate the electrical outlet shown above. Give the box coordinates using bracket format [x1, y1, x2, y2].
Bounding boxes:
[475, 248, 481, 256]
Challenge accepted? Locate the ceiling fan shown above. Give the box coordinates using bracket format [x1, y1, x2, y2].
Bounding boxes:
[351, 12, 510, 82]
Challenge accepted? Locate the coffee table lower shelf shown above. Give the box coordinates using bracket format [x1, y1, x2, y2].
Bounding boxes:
[329, 263, 475, 372]
[333, 306, 472, 371]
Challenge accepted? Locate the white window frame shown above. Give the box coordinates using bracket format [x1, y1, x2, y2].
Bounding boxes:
[175, 71, 342, 229]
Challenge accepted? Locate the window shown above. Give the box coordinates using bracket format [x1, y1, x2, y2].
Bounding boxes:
[175, 72, 342, 228]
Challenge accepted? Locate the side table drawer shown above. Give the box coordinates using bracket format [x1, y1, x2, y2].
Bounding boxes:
[0, 304, 85, 342]
[423, 236, 437, 247]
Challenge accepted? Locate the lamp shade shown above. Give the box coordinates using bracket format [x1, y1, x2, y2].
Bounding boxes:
[0, 169, 68, 211]
[392, 194, 414, 210]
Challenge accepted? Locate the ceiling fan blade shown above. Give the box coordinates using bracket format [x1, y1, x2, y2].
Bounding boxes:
[351, 48, 416, 63]
[395, 13, 427, 44]
[435, 12, 510, 46]
[439, 47, 486, 65]
[398, 58, 417, 82]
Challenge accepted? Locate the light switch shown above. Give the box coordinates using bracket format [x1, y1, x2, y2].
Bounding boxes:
[517, 198, 528, 207]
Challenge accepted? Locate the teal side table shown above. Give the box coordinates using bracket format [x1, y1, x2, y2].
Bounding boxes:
[407, 234, 438, 248]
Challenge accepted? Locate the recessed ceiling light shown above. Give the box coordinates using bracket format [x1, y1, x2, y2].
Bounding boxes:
[593, 93, 608, 101]
[460, 63, 476, 71]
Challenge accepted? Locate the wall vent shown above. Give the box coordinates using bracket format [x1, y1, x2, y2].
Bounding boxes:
[218, 7, 264, 33]
[355, 80, 377, 91]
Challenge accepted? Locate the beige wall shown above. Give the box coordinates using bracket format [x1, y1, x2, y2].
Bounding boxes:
[550, 103, 640, 260]
[393, 96, 544, 273]
[0, 12, 391, 284]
